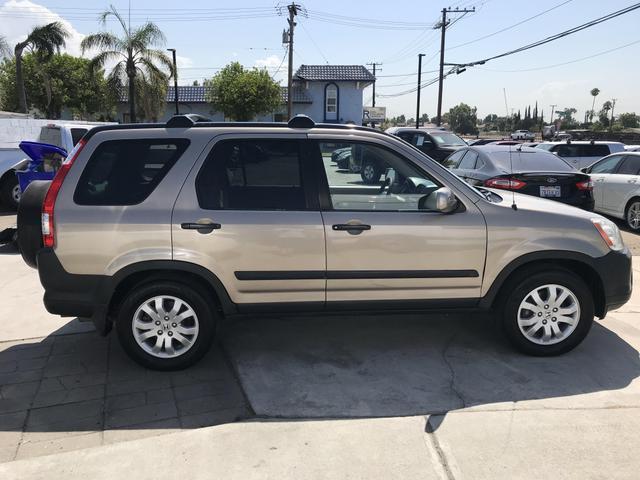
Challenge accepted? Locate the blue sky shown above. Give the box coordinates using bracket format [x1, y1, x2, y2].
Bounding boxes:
[2, 0, 639, 120]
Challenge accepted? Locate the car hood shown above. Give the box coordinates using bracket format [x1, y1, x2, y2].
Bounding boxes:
[485, 188, 600, 220]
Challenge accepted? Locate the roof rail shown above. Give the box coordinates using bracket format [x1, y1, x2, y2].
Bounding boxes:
[288, 115, 315, 129]
[166, 114, 212, 128]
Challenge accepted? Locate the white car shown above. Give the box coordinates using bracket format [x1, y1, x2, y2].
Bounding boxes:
[536, 141, 625, 170]
[510, 130, 535, 140]
[624, 145, 640, 152]
[585, 152, 640, 230]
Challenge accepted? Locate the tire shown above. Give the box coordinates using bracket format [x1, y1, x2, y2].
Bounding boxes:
[116, 281, 217, 370]
[0, 174, 20, 210]
[16, 180, 50, 268]
[625, 198, 640, 231]
[360, 161, 383, 184]
[501, 268, 594, 356]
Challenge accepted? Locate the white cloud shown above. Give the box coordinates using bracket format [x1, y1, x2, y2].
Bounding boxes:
[0, 0, 85, 57]
[176, 55, 193, 69]
[255, 54, 282, 69]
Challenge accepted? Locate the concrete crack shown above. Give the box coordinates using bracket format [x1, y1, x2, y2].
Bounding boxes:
[425, 415, 456, 480]
[442, 333, 466, 410]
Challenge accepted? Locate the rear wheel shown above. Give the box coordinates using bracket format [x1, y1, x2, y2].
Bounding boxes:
[116, 281, 216, 370]
[625, 199, 640, 231]
[501, 269, 593, 356]
[360, 161, 383, 184]
[0, 174, 20, 210]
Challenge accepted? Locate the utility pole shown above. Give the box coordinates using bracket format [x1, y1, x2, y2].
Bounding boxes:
[416, 54, 425, 128]
[285, 3, 300, 120]
[550, 104, 557, 124]
[366, 62, 382, 107]
[435, 6, 475, 126]
[167, 48, 179, 116]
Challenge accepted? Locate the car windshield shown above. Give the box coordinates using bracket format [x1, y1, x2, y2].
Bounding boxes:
[429, 132, 467, 146]
[490, 150, 573, 172]
[535, 144, 555, 151]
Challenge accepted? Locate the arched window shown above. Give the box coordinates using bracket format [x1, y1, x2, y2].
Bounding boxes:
[325, 83, 338, 122]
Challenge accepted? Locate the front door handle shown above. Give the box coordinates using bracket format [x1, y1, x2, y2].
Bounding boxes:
[628, 179, 637, 184]
[181, 222, 221, 233]
[332, 223, 371, 234]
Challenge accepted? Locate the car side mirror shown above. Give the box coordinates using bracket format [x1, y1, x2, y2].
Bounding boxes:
[580, 167, 588, 173]
[384, 167, 397, 186]
[422, 141, 435, 150]
[419, 187, 459, 213]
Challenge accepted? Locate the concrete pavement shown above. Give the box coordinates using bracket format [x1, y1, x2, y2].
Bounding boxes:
[0, 231, 639, 478]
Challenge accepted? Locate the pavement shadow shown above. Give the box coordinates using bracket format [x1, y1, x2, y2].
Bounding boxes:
[222, 313, 640, 424]
[0, 311, 638, 458]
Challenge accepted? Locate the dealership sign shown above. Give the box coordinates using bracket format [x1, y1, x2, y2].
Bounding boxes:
[363, 107, 386, 122]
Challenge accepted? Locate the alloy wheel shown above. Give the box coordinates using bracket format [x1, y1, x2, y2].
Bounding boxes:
[627, 202, 640, 230]
[517, 284, 580, 345]
[132, 295, 200, 358]
[363, 164, 376, 182]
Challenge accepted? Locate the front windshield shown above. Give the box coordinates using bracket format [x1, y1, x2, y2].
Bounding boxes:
[535, 143, 555, 151]
[429, 132, 467, 146]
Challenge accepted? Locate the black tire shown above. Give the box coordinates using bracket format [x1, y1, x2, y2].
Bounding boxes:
[624, 198, 640, 231]
[0, 174, 20, 210]
[360, 161, 383, 184]
[501, 268, 594, 356]
[16, 180, 50, 268]
[116, 281, 217, 370]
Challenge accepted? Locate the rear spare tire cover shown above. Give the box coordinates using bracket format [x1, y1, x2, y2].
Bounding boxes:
[17, 180, 50, 268]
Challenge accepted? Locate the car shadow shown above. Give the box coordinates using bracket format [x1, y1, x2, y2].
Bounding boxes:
[0, 312, 637, 457]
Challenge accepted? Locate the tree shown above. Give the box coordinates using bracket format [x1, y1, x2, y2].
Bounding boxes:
[82, 5, 173, 123]
[617, 112, 639, 129]
[205, 62, 281, 121]
[135, 72, 168, 122]
[557, 107, 578, 127]
[13, 22, 68, 113]
[447, 103, 478, 135]
[420, 113, 429, 125]
[590, 88, 600, 122]
[0, 53, 115, 118]
[0, 35, 10, 58]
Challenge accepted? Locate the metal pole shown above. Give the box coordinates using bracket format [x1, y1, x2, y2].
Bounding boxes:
[436, 8, 447, 126]
[372, 63, 376, 107]
[416, 54, 425, 129]
[287, 4, 298, 120]
[167, 48, 179, 115]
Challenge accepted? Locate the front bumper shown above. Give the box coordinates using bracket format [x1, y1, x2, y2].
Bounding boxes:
[592, 248, 633, 315]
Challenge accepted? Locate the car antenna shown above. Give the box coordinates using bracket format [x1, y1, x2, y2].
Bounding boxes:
[509, 145, 518, 211]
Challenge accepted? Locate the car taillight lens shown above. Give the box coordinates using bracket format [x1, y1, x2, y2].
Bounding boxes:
[42, 139, 86, 248]
[484, 177, 527, 190]
[576, 180, 594, 191]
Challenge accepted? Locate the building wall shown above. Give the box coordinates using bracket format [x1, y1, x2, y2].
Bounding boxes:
[293, 81, 364, 124]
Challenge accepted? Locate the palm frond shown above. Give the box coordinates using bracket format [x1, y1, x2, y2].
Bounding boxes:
[140, 49, 174, 76]
[99, 5, 129, 37]
[26, 22, 69, 58]
[88, 50, 125, 74]
[131, 22, 166, 50]
[81, 32, 122, 54]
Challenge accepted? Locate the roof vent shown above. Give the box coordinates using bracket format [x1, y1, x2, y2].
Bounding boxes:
[166, 114, 211, 128]
[288, 115, 315, 129]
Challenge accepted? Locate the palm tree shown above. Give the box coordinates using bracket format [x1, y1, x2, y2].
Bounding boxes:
[590, 88, 600, 123]
[81, 5, 173, 123]
[13, 22, 68, 113]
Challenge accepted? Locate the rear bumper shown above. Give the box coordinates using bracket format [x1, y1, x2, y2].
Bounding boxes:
[37, 248, 110, 334]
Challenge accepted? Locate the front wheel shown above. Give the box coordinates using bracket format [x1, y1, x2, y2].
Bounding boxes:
[501, 269, 594, 356]
[116, 281, 216, 370]
[625, 199, 640, 231]
[360, 161, 383, 184]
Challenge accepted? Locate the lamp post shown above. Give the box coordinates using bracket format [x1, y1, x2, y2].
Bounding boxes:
[167, 48, 179, 116]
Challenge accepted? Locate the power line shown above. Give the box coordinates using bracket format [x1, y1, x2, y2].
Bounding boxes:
[299, 20, 329, 64]
[450, 3, 640, 68]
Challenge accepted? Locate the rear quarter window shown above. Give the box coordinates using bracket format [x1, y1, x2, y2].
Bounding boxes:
[74, 138, 189, 206]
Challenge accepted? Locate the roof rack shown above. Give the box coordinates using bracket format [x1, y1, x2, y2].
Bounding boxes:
[166, 114, 212, 128]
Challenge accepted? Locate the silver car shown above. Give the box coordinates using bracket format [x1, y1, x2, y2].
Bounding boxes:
[17, 115, 632, 369]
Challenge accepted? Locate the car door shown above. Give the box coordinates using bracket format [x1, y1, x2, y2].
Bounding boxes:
[601, 155, 640, 216]
[588, 154, 625, 211]
[310, 134, 487, 304]
[172, 134, 326, 308]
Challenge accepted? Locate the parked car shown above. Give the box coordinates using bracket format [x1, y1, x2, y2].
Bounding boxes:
[624, 145, 640, 152]
[511, 130, 535, 141]
[582, 152, 640, 230]
[536, 141, 625, 170]
[446, 145, 594, 210]
[488, 140, 523, 146]
[0, 122, 102, 209]
[385, 126, 467, 164]
[17, 114, 631, 369]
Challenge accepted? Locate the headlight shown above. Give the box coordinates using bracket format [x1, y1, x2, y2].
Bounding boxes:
[591, 218, 624, 251]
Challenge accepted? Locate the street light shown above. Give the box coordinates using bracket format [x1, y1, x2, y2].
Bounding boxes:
[167, 48, 179, 116]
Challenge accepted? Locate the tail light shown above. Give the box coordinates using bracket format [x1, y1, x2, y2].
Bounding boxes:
[484, 177, 527, 190]
[576, 180, 594, 191]
[42, 139, 86, 248]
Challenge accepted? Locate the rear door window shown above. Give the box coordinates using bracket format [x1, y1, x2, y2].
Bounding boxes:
[74, 139, 189, 205]
[444, 150, 466, 168]
[616, 155, 640, 175]
[582, 144, 611, 157]
[590, 155, 624, 174]
[459, 151, 478, 169]
[196, 139, 308, 210]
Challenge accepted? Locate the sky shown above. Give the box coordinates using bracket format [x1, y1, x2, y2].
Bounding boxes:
[1, 0, 639, 121]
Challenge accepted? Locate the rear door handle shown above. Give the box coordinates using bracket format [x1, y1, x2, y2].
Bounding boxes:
[332, 223, 371, 233]
[628, 179, 637, 184]
[181, 222, 221, 232]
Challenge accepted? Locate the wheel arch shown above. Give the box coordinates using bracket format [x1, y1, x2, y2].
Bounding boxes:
[104, 260, 237, 325]
[481, 251, 606, 318]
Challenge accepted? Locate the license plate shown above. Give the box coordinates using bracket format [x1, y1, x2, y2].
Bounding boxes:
[540, 186, 561, 197]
